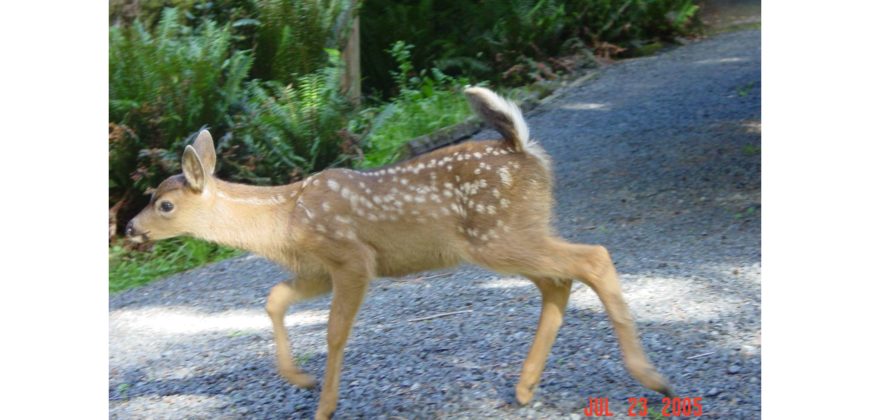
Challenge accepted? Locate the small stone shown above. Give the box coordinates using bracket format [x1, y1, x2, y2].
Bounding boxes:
[532, 401, 542, 409]
[727, 364, 741, 374]
[706, 388, 721, 397]
[570, 414, 582, 420]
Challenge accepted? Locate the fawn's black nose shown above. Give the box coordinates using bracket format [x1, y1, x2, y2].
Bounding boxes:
[125, 220, 135, 237]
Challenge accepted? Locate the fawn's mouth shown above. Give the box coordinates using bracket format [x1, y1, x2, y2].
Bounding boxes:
[127, 232, 150, 244]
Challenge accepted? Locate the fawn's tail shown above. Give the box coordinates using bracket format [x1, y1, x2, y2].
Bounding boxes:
[463, 86, 550, 167]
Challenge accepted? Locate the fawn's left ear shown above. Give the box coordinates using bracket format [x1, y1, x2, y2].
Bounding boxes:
[182, 145, 208, 193]
[191, 130, 216, 175]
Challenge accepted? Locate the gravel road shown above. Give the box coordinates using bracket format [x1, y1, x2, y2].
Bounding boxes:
[110, 29, 761, 419]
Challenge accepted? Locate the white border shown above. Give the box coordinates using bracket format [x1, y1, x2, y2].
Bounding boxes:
[0, 2, 107, 417]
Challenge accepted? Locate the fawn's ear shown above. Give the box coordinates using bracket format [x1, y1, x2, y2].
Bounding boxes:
[182, 145, 207, 193]
[192, 130, 216, 175]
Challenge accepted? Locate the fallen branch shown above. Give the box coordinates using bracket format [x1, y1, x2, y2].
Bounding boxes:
[686, 351, 716, 360]
[397, 272, 454, 283]
[408, 309, 473, 323]
[416, 272, 453, 281]
[639, 188, 677, 199]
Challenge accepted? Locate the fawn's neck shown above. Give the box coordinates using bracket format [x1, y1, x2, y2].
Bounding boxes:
[198, 179, 303, 259]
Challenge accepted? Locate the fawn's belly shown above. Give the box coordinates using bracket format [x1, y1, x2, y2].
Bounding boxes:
[370, 234, 464, 277]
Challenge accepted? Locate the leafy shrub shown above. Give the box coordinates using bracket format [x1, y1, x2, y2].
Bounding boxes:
[356, 41, 472, 168]
[108, 1, 357, 291]
[225, 50, 354, 184]
[109, 7, 252, 205]
[109, 0, 259, 31]
[251, 0, 352, 85]
[110, 0, 352, 87]
[360, 0, 700, 94]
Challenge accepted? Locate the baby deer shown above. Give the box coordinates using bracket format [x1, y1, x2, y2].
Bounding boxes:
[127, 87, 673, 419]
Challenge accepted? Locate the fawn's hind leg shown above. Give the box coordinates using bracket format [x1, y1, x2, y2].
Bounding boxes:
[515, 276, 572, 405]
[473, 237, 673, 397]
[266, 275, 332, 388]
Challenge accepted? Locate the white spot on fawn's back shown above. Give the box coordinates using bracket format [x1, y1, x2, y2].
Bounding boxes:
[498, 166, 513, 186]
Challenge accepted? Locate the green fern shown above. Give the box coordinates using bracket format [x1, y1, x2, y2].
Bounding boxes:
[110, 8, 252, 142]
[251, 0, 351, 85]
[228, 50, 351, 184]
[109, 7, 253, 216]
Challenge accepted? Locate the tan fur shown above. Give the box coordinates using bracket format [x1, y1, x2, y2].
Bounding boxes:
[127, 87, 673, 419]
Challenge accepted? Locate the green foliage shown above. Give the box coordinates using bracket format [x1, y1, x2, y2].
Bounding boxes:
[110, 0, 351, 86]
[356, 42, 472, 168]
[360, 0, 701, 94]
[226, 50, 353, 184]
[109, 7, 252, 201]
[108, 5, 357, 219]
[109, 237, 242, 293]
[251, 0, 351, 85]
[109, 0, 259, 31]
[741, 144, 760, 156]
[737, 81, 756, 97]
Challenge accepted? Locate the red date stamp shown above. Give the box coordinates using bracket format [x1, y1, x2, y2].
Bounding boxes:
[582, 396, 704, 417]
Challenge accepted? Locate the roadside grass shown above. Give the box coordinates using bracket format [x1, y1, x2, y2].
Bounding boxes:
[737, 81, 756, 97]
[109, 237, 242, 293]
[357, 89, 472, 169]
[647, 408, 667, 420]
[733, 204, 760, 220]
[741, 144, 760, 155]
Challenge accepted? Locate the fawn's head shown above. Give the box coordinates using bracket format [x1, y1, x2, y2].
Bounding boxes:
[126, 130, 219, 243]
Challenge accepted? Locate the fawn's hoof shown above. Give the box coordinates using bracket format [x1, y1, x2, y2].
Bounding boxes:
[639, 367, 675, 397]
[659, 384, 676, 398]
[279, 368, 317, 389]
[314, 409, 333, 420]
[515, 383, 536, 406]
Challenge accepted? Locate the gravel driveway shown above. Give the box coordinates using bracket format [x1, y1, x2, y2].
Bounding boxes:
[110, 29, 761, 419]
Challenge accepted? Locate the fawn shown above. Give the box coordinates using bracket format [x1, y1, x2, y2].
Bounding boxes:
[126, 87, 673, 419]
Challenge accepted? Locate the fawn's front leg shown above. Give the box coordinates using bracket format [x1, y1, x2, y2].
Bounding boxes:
[314, 269, 370, 420]
[266, 275, 332, 388]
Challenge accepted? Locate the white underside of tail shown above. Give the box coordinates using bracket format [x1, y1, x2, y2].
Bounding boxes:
[464, 86, 550, 169]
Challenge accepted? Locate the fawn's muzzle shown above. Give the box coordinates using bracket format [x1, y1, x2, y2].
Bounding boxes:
[125, 220, 148, 242]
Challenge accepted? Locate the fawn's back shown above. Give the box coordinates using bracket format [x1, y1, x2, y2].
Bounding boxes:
[294, 138, 552, 277]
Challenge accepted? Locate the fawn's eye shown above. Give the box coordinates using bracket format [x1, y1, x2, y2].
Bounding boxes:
[159, 201, 174, 213]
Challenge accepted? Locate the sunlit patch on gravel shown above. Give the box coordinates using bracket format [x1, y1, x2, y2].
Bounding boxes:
[111, 306, 329, 335]
[568, 275, 744, 323]
[478, 277, 533, 289]
[112, 395, 232, 419]
[694, 57, 747, 64]
[743, 120, 761, 133]
[560, 102, 611, 111]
